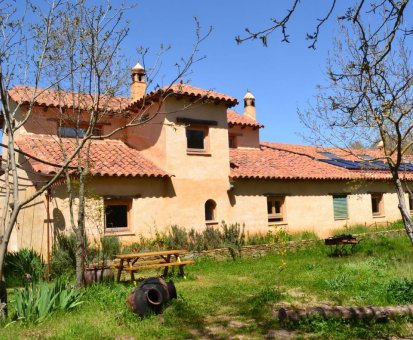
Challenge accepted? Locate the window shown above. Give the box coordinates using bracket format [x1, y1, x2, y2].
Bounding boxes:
[186, 126, 208, 152]
[267, 196, 285, 223]
[333, 195, 348, 220]
[58, 126, 85, 138]
[371, 193, 384, 216]
[205, 199, 217, 222]
[58, 125, 101, 138]
[104, 199, 131, 231]
[228, 135, 237, 148]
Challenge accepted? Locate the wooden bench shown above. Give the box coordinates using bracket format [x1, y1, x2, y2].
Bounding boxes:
[325, 234, 359, 256]
[114, 250, 194, 282]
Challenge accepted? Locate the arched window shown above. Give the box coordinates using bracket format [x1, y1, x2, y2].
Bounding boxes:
[204, 199, 217, 221]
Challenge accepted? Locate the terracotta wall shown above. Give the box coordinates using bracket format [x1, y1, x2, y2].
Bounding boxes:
[228, 125, 260, 149]
[5, 175, 408, 258]
[231, 179, 404, 237]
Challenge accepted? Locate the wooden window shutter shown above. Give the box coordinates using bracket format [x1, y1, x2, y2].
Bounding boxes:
[333, 195, 348, 219]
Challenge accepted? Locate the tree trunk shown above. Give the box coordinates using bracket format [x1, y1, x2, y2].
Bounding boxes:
[0, 196, 21, 320]
[0, 276, 7, 320]
[392, 174, 413, 245]
[278, 304, 413, 322]
[75, 182, 86, 287]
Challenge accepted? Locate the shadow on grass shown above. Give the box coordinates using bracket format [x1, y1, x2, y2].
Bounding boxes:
[163, 294, 211, 338]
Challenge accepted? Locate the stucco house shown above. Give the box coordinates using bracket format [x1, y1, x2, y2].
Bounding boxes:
[2, 64, 413, 256]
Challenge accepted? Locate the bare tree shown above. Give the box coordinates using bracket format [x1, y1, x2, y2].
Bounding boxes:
[236, 0, 410, 58]
[298, 14, 413, 243]
[0, 0, 211, 307]
[0, 0, 101, 316]
[29, 3, 211, 287]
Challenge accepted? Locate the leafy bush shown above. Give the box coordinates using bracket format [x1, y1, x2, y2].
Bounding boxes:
[188, 228, 205, 252]
[101, 236, 120, 260]
[166, 225, 189, 250]
[13, 278, 83, 323]
[386, 278, 413, 304]
[202, 225, 223, 249]
[51, 233, 77, 278]
[4, 249, 45, 286]
[221, 222, 245, 260]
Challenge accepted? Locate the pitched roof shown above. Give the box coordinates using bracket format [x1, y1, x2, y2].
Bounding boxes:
[132, 83, 238, 108]
[230, 142, 413, 181]
[9, 84, 238, 113]
[15, 135, 168, 178]
[227, 110, 264, 128]
[9, 86, 131, 113]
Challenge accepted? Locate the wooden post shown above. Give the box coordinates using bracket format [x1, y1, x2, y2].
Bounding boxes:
[45, 189, 52, 281]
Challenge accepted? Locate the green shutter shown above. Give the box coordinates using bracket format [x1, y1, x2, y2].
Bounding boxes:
[333, 195, 348, 219]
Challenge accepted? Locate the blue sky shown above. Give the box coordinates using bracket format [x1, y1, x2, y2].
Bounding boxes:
[123, 0, 347, 144]
[7, 1, 348, 145]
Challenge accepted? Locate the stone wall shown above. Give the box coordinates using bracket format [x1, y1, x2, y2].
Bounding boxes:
[188, 229, 406, 261]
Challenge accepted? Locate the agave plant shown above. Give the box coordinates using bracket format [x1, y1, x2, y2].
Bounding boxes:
[13, 279, 83, 323]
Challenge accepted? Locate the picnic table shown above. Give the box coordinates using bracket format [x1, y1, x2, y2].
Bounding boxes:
[324, 234, 359, 256]
[113, 249, 194, 282]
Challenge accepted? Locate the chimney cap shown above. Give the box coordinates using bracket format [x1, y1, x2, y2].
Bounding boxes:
[132, 61, 144, 71]
[244, 90, 255, 100]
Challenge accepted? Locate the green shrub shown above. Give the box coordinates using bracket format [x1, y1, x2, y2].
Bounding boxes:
[221, 222, 245, 260]
[13, 278, 83, 323]
[101, 236, 120, 260]
[202, 225, 223, 249]
[188, 228, 205, 252]
[4, 249, 45, 286]
[166, 225, 189, 250]
[386, 278, 413, 304]
[51, 233, 76, 278]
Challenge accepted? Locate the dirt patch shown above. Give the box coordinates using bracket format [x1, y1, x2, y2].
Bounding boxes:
[286, 288, 331, 306]
[265, 329, 299, 339]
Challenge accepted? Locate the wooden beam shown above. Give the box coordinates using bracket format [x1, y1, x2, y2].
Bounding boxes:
[176, 117, 218, 126]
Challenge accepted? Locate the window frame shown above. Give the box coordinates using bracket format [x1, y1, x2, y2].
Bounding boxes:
[371, 193, 384, 217]
[57, 123, 102, 138]
[332, 194, 348, 220]
[186, 125, 209, 154]
[204, 199, 217, 224]
[104, 198, 132, 233]
[228, 134, 237, 149]
[267, 196, 286, 224]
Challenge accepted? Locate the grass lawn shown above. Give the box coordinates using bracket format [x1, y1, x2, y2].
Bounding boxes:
[2, 232, 413, 339]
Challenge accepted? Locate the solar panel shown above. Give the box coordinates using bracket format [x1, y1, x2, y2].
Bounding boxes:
[320, 159, 361, 170]
[357, 161, 389, 170]
[318, 152, 341, 160]
[359, 154, 375, 160]
[317, 151, 410, 171]
[401, 163, 413, 171]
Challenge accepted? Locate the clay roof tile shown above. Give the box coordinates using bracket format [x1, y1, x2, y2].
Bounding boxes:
[15, 135, 169, 178]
